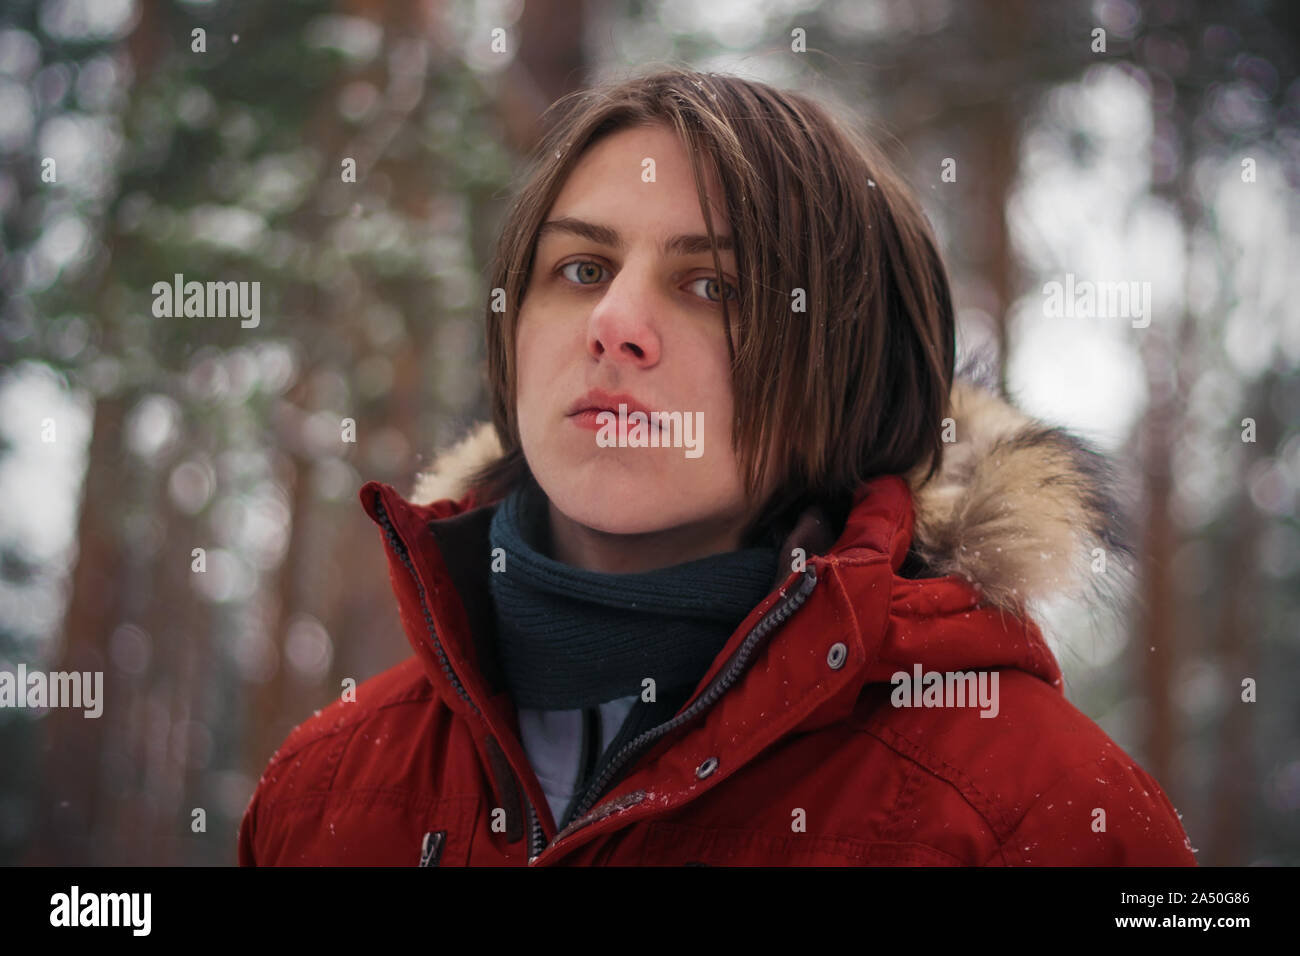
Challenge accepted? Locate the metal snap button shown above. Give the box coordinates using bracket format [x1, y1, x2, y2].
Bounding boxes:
[827, 642, 848, 669]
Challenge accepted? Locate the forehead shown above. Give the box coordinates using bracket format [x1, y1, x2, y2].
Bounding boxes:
[546, 123, 730, 234]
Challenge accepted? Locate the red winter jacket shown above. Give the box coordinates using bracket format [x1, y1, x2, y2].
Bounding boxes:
[238, 379, 1197, 866]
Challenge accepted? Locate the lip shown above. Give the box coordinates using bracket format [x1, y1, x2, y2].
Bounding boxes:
[565, 388, 654, 419]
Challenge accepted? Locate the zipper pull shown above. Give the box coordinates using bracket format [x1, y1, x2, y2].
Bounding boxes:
[419, 830, 446, 867]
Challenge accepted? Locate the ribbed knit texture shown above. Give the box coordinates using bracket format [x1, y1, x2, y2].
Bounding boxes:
[487, 476, 779, 710]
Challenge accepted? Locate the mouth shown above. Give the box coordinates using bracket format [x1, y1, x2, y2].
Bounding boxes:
[566, 388, 653, 419]
[568, 408, 617, 432]
[567, 388, 673, 436]
[568, 406, 671, 439]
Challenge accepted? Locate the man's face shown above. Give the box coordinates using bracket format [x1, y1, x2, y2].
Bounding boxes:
[514, 122, 757, 538]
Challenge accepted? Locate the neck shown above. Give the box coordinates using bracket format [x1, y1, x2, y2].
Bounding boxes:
[546, 499, 752, 573]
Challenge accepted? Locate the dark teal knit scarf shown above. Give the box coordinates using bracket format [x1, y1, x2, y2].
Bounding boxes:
[487, 476, 780, 710]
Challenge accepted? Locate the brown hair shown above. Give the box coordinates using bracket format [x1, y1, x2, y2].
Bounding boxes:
[465, 67, 955, 545]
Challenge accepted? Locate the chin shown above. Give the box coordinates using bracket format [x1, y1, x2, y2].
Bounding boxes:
[526, 438, 738, 537]
[544, 475, 685, 537]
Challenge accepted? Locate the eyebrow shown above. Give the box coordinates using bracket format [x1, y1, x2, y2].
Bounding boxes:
[537, 216, 734, 257]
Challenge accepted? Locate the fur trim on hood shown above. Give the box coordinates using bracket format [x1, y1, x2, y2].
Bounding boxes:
[406, 366, 1134, 617]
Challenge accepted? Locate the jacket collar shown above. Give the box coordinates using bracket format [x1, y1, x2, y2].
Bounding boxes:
[359, 469, 908, 842]
[357, 473, 883, 726]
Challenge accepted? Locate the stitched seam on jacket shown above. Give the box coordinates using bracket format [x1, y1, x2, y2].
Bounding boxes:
[856, 722, 1019, 842]
[980, 836, 1022, 866]
[260, 690, 436, 774]
[879, 759, 924, 842]
[643, 821, 966, 865]
[826, 561, 865, 651]
[820, 553, 888, 567]
[254, 720, 364, 815]
[888, 577, 984, 618]
[975, 750, 1171, 866]
[324, 714, 367, 794]
[256, 786, 462, 819]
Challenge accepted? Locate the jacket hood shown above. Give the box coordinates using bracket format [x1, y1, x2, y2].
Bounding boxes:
[406, 368, 1134, 620]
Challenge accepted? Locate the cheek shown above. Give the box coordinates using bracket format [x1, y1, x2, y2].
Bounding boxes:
[695, 341, 737, 457]
[514, 311, 550, 401]
[513, 320, 542, 445]
[515, 326, 536, 399]
[513, 306, 573, 445]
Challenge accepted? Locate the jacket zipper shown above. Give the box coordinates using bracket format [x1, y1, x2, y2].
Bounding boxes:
[377, 491, 552, 862]
[372, 494, 481, 719]
[377, 488, 819, 865]
[526, 798, 544, 861]
[532, 565, 820, 862]
[374, 493, 508, 865]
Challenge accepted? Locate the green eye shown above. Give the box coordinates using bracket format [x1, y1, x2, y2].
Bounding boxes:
[560, 260, 606, 284]
[691, 276, 738, 303]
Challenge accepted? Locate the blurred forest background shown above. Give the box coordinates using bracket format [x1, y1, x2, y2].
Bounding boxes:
[0, 0, 1297, 865]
